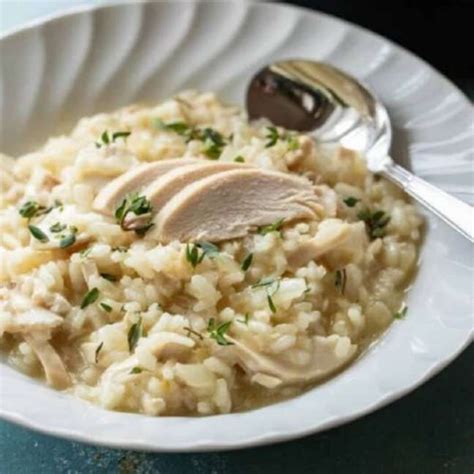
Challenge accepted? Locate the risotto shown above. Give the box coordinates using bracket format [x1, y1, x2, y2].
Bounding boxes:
[0, 91, 422, 416]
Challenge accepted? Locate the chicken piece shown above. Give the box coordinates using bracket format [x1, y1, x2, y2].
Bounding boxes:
[142, 162, 248, 214]
[24, 333, 71, 389]
[228, 334, 357, 386]
[313, 185, 338, 217]
[154, 168, 323, 243]
[92, 158, 200, 215]
[287, 219, 351, 271]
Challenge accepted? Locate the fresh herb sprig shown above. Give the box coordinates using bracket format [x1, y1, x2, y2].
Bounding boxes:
[154, 119, 228, 160]
[95, 130, 131, 148]
[257, 218, 285, 236]
[81, 288, 99, 309]
[207, 319, 233, 346]
[358, 209, 390, 239]
[115, 192, 153, 236]
[241, 253, 253, 271]
[128, 317, 145, 352]
[343, 196, 360, 208]
[265, 126, 299, 150]
[28, 225, 49, 243]
[252, 278, 280, 314]
[185, 241, 220, 268]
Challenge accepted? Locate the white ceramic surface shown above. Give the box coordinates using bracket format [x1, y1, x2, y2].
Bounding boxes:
[0, 0, 472, 452]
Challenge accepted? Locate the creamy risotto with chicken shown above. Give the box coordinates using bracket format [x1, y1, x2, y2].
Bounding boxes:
[0, 91, 422, 416]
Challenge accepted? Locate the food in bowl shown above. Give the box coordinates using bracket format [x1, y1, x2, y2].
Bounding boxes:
[0, 91, 422, 416]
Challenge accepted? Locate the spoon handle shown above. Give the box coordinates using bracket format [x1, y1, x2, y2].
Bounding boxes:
[381, 162, 474, 243]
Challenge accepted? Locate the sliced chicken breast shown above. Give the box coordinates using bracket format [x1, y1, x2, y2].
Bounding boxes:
[93, 158, 200, 215]
[142, 162, 248, 214]
[154, 168, 323, 243]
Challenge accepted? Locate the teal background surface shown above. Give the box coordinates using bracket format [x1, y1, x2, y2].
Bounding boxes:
[0, 2, 472, 473]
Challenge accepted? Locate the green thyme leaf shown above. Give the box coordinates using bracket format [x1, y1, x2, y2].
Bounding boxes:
[267, 294, 276, 313]
[265, 126, 280, 147]
[128, 317, 144, 352]
[99, 302, 112, 313]
[207, 319, 233, 346]
[335, 268, 347, 294]
[115, 192, 153, 236]
[234, 155, 245, 163]
[343, 196, 360, 207]
[130, 367, 143, 374]
[96, 130, 131, 147]
[237, 313, 250, 325]
[95, 342, 103, 363]
[185, 243, 201, 268]
[112, 131, 131, 142]
[19, 201, 46, 219]
[28, 225, 49, 243]
[257, 218, 285, 236]
[154, 119, 191, 135]
[241, 253, 253, 271]
[252, 277, 277, 289]
[394, 306, 408, 320]
[358, 208, 390, 240]
[49, 222, 66, 233]
[58, 225, 78, 249]
[100, 273, 117, 282]
[81, 288, 99, 309]
[200, 128, 226, 159]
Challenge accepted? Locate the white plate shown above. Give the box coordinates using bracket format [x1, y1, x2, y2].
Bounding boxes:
[0, 0, 472, 452]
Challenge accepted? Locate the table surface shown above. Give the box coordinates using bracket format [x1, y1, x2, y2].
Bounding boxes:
[0, 2, 473, 473]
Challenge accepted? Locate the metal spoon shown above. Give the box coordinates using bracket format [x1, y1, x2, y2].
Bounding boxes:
[246, 60, 473, 242]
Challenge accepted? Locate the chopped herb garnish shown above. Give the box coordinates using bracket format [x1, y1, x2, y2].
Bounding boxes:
[252, 278, 280, 313]
[100, 273, 117, 282]
[252, 277, 278, 289]
[112, 131, 131, 142]
[207, 319, 233, 346]
[154, 119, 227, 159]
[394, 306, 408, 320]
[265, 126, 280, 147]
[184, 326, 204, 340]
[185, 243, 202, 268]
[96, 130, 131, 148]
[185, 241, 219, 268]
[130, 367, 143, 374]
[95, 342, 103, 363]
[127, 317, 144, 352]
[115, 192, 153, 236]
[19, 201, 46, 219]
[343, 196, 360, 208]
[237, 313, 250, 325]
[50, 222, 66, 233]
[81, 288, 99, 309]
[234, 155, 245, 163]
[257, 218, 285, 236]
[265, 126, 298, 149]
[200, 127, 226, 159]
[335, 268, 347, 294]
[358, 209, 390, 239]
[99, 302, 112, 313]
[28, 225, 49, 243]
[154, 119, 191, 136]
[241, 253, 253, 271]
[58, 226, 78, 249]
[267, 294, 276, 313]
